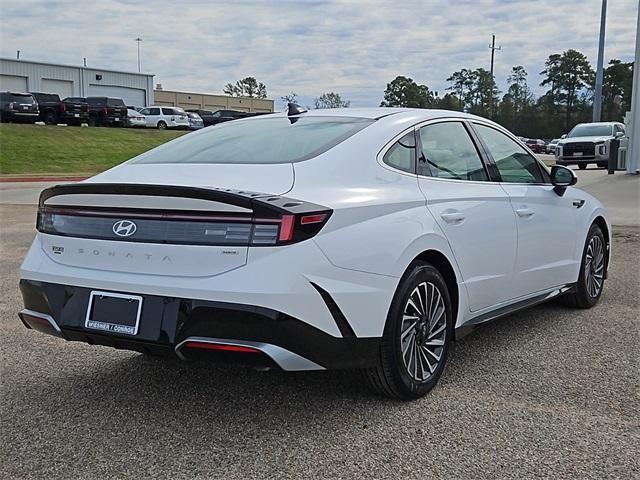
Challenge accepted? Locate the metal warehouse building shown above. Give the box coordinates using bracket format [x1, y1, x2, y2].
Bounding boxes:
[0, 58, 155, 106]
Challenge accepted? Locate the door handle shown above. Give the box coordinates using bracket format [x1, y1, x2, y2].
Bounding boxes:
[572, 199, 585, 208]
[515, 208, 535, 218]
[440, 211, 466, 224]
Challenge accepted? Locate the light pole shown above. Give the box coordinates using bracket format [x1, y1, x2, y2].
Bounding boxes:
[135, 37, 142, 73]
[593, 0, 607, 122]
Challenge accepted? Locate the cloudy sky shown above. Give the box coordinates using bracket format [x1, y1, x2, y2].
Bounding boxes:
[1, 0, 637, 108]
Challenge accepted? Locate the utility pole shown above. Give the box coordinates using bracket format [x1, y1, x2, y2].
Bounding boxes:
[489, 34, 501, 119]
[16, 50, 20, 60]
[135, 37, 142, 73]
[593, 0, 607, 122]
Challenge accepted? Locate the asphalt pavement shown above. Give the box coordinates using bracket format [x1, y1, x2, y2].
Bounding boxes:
[0, 171, 639, 478]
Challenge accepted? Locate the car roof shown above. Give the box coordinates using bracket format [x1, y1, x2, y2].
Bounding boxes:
[574, 121, 622, 127]
[266, 107, 485, 122]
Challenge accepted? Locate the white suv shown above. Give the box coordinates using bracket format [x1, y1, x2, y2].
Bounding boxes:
[138, 106, 189, 129]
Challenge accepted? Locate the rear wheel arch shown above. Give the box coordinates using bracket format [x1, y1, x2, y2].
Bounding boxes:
[406, 250, 459, 337]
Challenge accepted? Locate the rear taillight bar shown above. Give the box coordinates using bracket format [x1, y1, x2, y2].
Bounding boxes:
[36, 205, 331, 247]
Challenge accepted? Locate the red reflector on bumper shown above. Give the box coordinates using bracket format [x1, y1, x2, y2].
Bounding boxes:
[184, 341, 259, 354]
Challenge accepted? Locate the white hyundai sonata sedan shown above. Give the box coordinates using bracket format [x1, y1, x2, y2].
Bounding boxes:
[18, 106, 610, 399]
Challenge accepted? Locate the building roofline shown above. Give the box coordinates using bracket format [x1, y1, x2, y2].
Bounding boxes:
[0, 57, 154, 77]
[154, 87, 274, 102]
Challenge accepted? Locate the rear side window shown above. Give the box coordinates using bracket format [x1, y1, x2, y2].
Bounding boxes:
[418, 122, 488, 181]
[383, 132, 416, 173]
[162, 108, 174, 115]
[474, 123, 545, 184]
[132, 116, 374, 165]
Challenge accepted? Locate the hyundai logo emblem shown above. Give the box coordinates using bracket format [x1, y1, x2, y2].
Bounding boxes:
[112, 220, 137, 237]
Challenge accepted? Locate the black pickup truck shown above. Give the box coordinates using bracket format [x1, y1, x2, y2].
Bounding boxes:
[30, 93, 90, 125]
[85, 96, 128, 126]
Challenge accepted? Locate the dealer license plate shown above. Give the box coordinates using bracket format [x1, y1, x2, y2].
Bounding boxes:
[85, 290, 142, 335]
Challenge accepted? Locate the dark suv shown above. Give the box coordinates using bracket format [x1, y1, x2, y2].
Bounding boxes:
[0, 92, 39, 123]
[31, 93, 90, 125]
[85, 97, 128, 126]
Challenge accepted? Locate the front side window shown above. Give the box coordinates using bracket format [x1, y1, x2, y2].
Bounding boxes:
[148, 107, 160, 115]
[418, 122, 488, 181]
[474, 123, 545, 184]
[132, 116, 374, 165]
[382, 132, 416, 173]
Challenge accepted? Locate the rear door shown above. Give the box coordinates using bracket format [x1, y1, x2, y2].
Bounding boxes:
[471, 122, 578, 298]
[416, 120, 517, 312]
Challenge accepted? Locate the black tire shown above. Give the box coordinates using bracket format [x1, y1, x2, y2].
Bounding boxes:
[560, 224, 606, 308]
[362, 262, 453, 400]
[88, 117, 97, 127]
[44, 111, 56, 125]
[578, 163, 587, 170]
[597, 162, 608, 169]
[157, 121, 167, 130]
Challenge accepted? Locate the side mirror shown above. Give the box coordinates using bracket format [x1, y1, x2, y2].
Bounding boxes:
[615, 131, 625, 138]
[560, 134, 567, 139]
[551, 165, 577, 196]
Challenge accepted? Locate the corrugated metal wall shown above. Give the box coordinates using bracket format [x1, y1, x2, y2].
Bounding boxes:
[0, 58, 154, 105]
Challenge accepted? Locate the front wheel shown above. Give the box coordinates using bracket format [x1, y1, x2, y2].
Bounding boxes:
[578, 164, 587, 170]
[560, 224, 606, 308]
[362, 262, 453, 400]
[597, 161, 608, 169]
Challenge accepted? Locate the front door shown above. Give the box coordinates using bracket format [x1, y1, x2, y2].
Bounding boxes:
[471, 122, 578, 298]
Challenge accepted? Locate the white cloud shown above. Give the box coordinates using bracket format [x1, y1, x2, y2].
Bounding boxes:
[0, 0, 637, 107]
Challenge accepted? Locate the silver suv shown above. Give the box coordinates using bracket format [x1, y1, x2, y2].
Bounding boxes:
[556, 122, 627, 169]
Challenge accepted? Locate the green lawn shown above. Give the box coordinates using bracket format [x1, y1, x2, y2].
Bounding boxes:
[0, 124, 186, 175]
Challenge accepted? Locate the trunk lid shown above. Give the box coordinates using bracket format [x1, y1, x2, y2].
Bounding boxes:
[37, 166, 297, 277]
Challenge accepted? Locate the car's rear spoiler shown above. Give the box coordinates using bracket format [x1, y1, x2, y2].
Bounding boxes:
[39, 183, 327, 217]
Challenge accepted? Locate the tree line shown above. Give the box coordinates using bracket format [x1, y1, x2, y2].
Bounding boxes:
[223, 48, 633, 139]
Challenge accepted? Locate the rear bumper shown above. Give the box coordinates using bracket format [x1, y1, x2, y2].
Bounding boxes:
[2, 111, 39, 122]
[18, 279, 380, 370]
[60, 111, 89, 122]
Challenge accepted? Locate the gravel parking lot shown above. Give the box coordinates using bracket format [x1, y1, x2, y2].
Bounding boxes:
[1, 203, 638, 479]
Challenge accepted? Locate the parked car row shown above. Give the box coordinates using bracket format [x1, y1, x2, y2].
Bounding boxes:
[1, 90, 266, 130]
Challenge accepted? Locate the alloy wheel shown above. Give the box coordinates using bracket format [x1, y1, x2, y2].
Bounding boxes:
[400, 281, 447, 382]
[585, 235, 605, 298]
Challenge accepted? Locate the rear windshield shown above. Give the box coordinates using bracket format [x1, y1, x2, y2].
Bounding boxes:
[1, 92, 35, 103]
[107, 98, 125, 107]
[64, 97, 86, 102]
[568, 124, 613, 137]
[33, 93, 59, 102]
[132, 116, 374, 165]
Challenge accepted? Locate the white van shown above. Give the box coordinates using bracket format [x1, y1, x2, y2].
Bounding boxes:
[138, 106, 190, 129]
